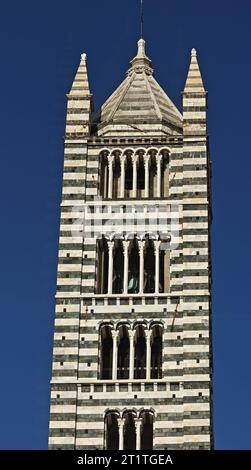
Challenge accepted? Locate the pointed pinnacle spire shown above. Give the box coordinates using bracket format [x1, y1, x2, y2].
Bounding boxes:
[128, 38, 153, 75]
[184, 48, 205, 93]
[68, 52, 90, 96]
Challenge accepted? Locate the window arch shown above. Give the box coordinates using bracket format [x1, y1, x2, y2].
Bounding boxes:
[105, 411, 119, 450]
[117, 325, 130, 379]
[100, 324, 113, 379]
[151, 324, 163, 379]
[123, 411, 136, 450]
[134, 325, 146, 379]
[96, 237, 108, 294]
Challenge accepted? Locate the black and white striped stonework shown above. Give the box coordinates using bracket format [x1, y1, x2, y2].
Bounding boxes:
[48, 42, 213, 450]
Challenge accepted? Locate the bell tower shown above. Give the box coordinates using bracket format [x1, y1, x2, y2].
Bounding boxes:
[48, 39, 213, 450]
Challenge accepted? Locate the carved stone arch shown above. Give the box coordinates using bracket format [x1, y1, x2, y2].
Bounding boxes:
[146, 147, 158, 155]
[116, 321, 131, 331]
[134, 147, 147, 156]
[157, 146, 171, 156]
[122, 408, 137, 419]
[139, 407, 155, 418]
[99, 321, 114, 333]
[104, 408, 121, 419]
[122, 147, 134, 156]
[149, 320, 164, 330]
[111, 148, 123, 156]
[132, 320, 148, 331]
[99, 148, 111, 158]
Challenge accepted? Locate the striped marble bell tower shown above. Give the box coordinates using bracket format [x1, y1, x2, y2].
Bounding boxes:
[48, 39, 213, 450]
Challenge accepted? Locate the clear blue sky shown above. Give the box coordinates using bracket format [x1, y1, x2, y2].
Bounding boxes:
[0, 0, 250, 450]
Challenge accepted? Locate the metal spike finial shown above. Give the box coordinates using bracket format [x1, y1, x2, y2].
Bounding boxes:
[140, 0, 144, 38]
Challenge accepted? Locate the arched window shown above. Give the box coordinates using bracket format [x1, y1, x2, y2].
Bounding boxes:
[160, 149, 169, 198]
[113, 155, 121, 199]
[125, 156, 133, 198]
[100, 156, 108, 198]
[128, 238, 139, 293]
[149, 155, 156, 198]
[141, 411, 154, 450]
[137, 155, 145, 198]
[123, 412, 136, 450]
[117, 325, 130, 379]
[144, 238, 155, 293]
[106, 412, 119, 450]
[134, 325, 146, 379]
[96, 237, 108, 294]
[100, 325, 113, 379]
[151, 324, 163, 379]
[113, 240, 124, 294]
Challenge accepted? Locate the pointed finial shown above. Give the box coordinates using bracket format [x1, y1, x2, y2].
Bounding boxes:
[191, 48, 197, 58]
[137, 38, 147, 58]
[81, 52, 87, 62]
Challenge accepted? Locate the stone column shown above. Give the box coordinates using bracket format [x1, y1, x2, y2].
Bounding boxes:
[108, 155, 114, 199]
[144, 154, 150, 198]
[120, 154, 126, 199]
[129, 330, 135, 380]
[108, 241, 114, 294]
[139, 240, 145, 294]
[123, 240, 130, 294]
[112, 330, 119, 380]
[118, 418, 125, 450]
[156, 154, 162, 198]
[146, 330, 152, 380]
[154, 240, 161, 294]
[132, 155, 138, 198]
[135, 418, 142, 450]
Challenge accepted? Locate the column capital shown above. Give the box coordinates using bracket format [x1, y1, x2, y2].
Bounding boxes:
[156, 154, 162, 165]
[111, 329, 119, 340]
[154, 239, 161, 253]
[139, 239, 145, 253]
[132, 154, 139, 165]
[120, 154, 127, 164]
[117, 417, 125, 429]
[128, 329, 136, 340]
[145, 329, 152, 341]
[122, 240, 130, 252]
[134, 417, 142, 429]
[107, 240, 114, 251]
[108, 155, 115, 166]
[143, 154, 151, 166]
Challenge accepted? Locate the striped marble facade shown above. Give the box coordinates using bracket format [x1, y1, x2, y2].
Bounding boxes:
[48, 40, 213, 450]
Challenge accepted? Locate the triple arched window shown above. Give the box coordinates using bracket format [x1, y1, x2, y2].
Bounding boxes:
[105, 409, 154, 450]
